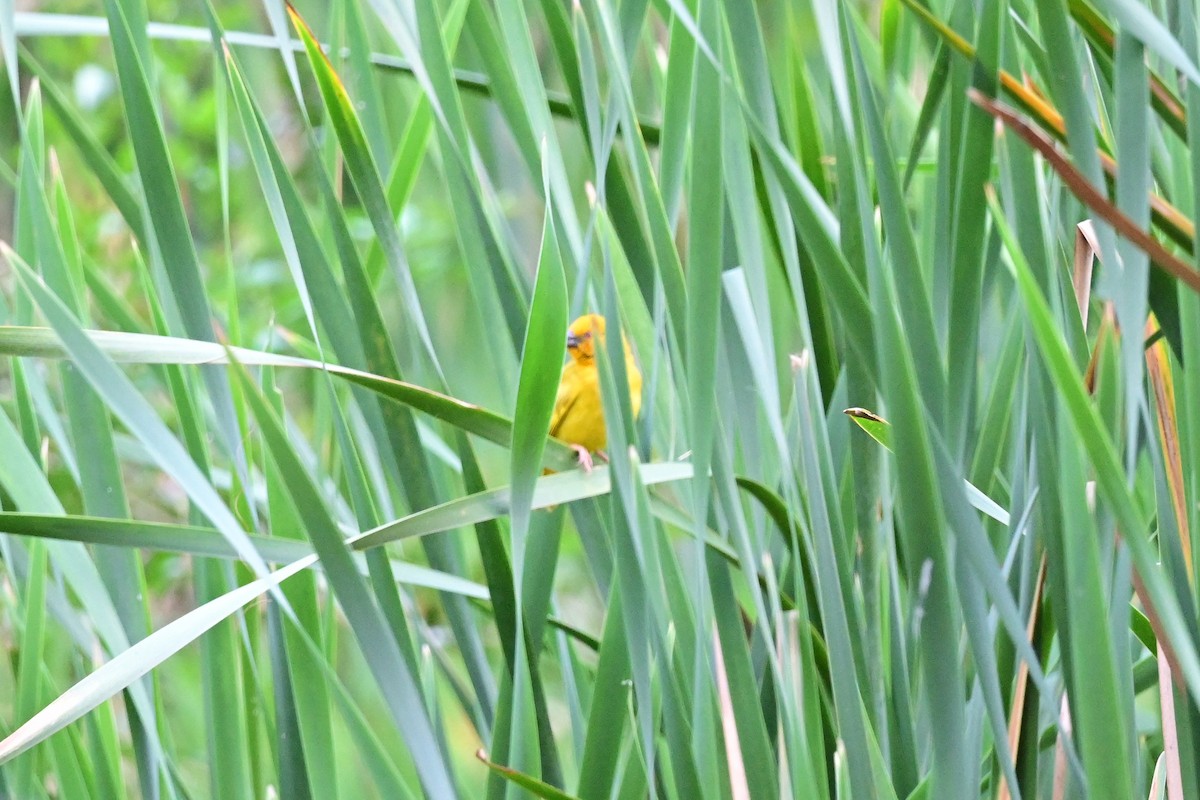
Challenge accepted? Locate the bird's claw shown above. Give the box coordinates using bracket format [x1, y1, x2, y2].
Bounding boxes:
[570, 444, 594, 472]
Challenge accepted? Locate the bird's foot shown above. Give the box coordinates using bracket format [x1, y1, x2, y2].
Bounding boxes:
[595, 450, 610, 464]
[570, 444, 594, 472]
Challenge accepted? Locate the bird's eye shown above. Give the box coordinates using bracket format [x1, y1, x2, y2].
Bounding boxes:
[566, 329, 594, 350]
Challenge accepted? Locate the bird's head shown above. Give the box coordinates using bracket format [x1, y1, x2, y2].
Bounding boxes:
[566, 314, 607, 362]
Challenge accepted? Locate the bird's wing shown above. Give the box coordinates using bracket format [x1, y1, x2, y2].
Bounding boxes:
[549, 370, 579, 438]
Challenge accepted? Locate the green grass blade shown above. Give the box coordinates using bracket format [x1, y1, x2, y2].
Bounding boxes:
[0, 554, 315, 764]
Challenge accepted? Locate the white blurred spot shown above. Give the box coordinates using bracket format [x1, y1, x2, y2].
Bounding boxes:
[73, 64, 115, 111]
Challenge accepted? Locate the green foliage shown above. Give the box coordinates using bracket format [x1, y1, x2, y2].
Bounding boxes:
[2, 0, 1200, 798]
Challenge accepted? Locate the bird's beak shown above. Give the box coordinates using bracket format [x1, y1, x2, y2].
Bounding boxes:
[566, 331, 581, 349]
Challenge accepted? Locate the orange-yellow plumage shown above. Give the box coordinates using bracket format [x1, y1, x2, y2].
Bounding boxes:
[550, 314, 642, 461]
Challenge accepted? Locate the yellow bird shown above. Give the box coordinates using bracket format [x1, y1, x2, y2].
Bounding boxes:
[550, 314, 643, 470]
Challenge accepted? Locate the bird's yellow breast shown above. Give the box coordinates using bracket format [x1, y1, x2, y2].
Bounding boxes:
[550, 350, 642, 453]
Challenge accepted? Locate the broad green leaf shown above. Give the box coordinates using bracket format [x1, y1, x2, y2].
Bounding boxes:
[0, 556, 315, 764]
[0, 324, 581, 470]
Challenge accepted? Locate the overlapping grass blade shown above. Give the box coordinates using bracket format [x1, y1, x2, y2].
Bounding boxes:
[0, 324, 581, 469]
